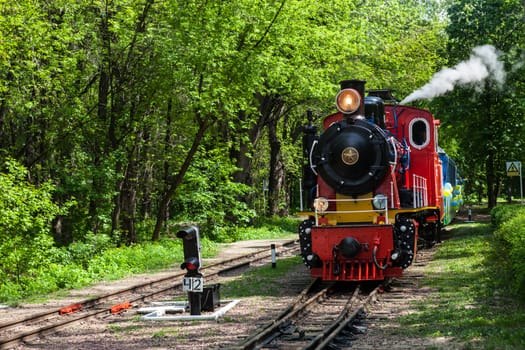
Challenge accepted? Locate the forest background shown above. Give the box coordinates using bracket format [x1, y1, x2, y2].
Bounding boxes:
[1, 0, 524, 301]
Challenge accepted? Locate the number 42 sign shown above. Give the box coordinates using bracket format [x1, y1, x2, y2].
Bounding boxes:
[182, 276, 204, 292]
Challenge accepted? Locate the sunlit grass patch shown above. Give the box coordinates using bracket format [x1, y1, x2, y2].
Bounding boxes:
[221, 256, 303, 298]
[397, 221, 525, 349]
[5, 216, 295, 304]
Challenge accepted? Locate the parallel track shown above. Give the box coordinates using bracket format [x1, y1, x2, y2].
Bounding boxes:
[0, 239, 299, 350]
[231, 279, 385, 350]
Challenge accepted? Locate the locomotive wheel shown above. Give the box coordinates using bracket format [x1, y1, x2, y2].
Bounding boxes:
[394, 217, 416, 269]
[298, 218, 321, 268]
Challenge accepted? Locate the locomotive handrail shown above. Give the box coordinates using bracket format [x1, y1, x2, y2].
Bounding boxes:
[309, 140, 319, 175]
[388, 136, 398, 175]
[412, 174, 428, 207]
[390, 181, 395, 208]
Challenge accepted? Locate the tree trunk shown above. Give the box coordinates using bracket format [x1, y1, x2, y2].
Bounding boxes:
[92, 2, 113, 235]
[258, 93, 288, 217]
[152, 118, 211, 241]
[120, 159, 138, 244]
[484, 92, 498, 208]
[106, 0, 156, 241]
[267, 115, 288, 216]
[486, 156, 497, 208]
[232, 110, 265, 187]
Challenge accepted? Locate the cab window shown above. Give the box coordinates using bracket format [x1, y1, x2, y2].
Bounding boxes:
[410, 119, 429, 149]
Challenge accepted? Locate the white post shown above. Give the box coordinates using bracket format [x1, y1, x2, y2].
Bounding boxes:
[271, 244, 276, 268]
[519, 162, 523, 204]
[299, 178, 304, 211]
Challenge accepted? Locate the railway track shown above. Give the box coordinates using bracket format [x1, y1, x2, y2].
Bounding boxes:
[230, 279, 385, 350]
[0, 239, 299, 350]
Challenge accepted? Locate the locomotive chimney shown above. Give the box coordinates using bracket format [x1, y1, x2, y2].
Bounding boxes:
[338, 80, 366, 118]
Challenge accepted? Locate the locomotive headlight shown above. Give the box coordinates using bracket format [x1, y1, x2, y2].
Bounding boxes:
[335, 88, 361, 114]
[313, 197, 329, 213]
[372, 194, 388, 210]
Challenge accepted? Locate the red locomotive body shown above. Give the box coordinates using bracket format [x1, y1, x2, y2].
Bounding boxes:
[299, 80, 461, 282]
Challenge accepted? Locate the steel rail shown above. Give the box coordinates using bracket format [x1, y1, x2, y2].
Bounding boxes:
[0, 239, 299, 349]
[231, 278, 326, 350]
[304, 284, 382, 350]
[230, 281, 385, 350]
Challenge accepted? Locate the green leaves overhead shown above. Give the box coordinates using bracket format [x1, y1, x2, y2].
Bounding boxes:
[434, 0, 525, 207]
[0, 0, 450, 243]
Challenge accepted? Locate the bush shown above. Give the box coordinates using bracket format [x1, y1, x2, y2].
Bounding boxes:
[86, 238, 199, 281]
[170, 147, 257, 241]
[68, 233, 115, 268]
[0, 262, 93, 304]
[252, 216, 300, 234]
[490, 204, 525, 229]
[0, 160, 63, 298]
[202, 216, 299, 243]
[0, 213, 291, 303]
[492, 205, 525, 294]
[0, 281, 22, 304]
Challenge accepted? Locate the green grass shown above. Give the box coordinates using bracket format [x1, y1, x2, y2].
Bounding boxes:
[224, 216, 299, 242]
[221, 256, 303, 298]
[3, 217, 299, 304]
[397, 220, 525, 349]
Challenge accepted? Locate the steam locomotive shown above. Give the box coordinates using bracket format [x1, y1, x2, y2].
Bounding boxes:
[299, 79, 462, 281]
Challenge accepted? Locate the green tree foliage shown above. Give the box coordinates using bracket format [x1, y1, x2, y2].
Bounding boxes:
[227, 0, 448, 215]
[356, 0, 448, 95]
[0, 160, 61, 287]
[171, 144, 255, 241]
[0, 0, 449, 244]
[434, 0, 525, 207]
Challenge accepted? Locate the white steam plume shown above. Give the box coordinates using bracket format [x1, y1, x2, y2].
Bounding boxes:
[400, 45, 506, 104]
